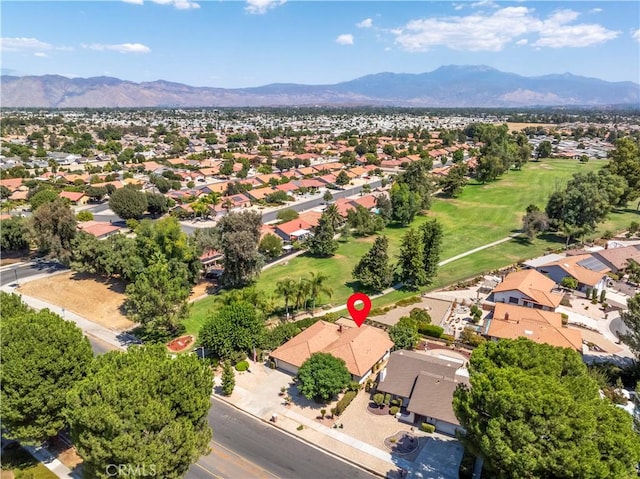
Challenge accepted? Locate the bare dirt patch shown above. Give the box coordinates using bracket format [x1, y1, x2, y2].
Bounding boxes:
[504, 122, 555, 132]
[18, 271, 134, 330]
[167, 334, 196, 353]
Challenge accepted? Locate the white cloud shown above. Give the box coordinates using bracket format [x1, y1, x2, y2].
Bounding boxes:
[589, 8, 603, 14]
[34, 52, 48, 57]
[245, 0, 286, 14]
[356, 18, 373, 28]
[124, 0, 200, 9]
[82, 43, 151, 53]
[516, 39, 528, 46]
[0, 37, 52, 52]
[393, 7, 619, 52]
[633, 29, 640, 42]
[335, 34, 354, 45]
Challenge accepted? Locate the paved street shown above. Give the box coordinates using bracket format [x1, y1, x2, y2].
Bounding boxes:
[0, 260, 67, 286]
[188, 399, 376, 479]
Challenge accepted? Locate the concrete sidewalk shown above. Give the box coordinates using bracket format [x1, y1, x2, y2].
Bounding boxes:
[22, 444, 80, 479]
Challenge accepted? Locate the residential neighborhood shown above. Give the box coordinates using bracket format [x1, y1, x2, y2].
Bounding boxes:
[2, 106, 640, 479]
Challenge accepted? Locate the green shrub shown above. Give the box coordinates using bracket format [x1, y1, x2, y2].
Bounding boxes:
[441, 334, 456, 342]
[599, 290, 606, 304]
[365, 379, 374, 392]
[418, 324, 444, 338]
[396, 296, 422, 307]
[561, 276, 578, 290]
[391, 398, 401, 407]
[369, 308, 385, 316]
[347, 381, 361, 392]
[268, 360, 276, 369]
[125, 218, 139, 230]
[319, 312, 339, 323]
[335, 391, 357, 416]
[296, 424, 304, 431]
[76, 210, 94, 222]
[384, 393, 391, 405]
[389, 406, 400, 416]
[373, 393, 384, 406]
[235, 360, 249, 372]
[561, 313, 569, 326]
[421, 422, 435, 433]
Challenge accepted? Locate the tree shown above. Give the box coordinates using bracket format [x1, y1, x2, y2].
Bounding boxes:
[475, 155, 504, 183]
[258, 233, 283, 260]
[375, 194, 392, 225]
[1, 293, 93, 443]
[28, 198, 77, 262]
[536, 140, 553, 160]
[221, 361, 235, 396]
[346, 205, 385, 236]
[420, 219, 443, 287]
[397, 228, 426, 288]
[297, 352, 351, 401]
[323, 191, 333, 203]
[352, 236, 393, 293]
[199, 302, 265, 359]
[0, 216, 29, 254]
[276, 208, 299, 223]
[275, 278, 297, 317]
[561, 276, 579, 290]
[76, 210, 93, 222]
[439, 163, 468, 197]
[145, 191, 169, 217]
[124, 252, 190, 337]
[67, 345, 213, 479]
[109, 185, 147, 220]
[335, 171, 350, 186]
[29, 189, 58, 211]
[396, 159, 434, 209]
[0, 184, 12, 199]
[306, 271, 333, 310]
[453, 339, 640, 479]
[606, 137, 640, 208]
[322, 203, 343, 230]
[620, 294, 640, 357]
[390, 182, 420, 226]
[218, 211, 263, 288]
[522, 205, 550, 239]
[307, 212, 338, 257]
[389, 316, 420, 351]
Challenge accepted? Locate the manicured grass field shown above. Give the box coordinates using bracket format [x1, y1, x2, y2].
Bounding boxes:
[184, 159, 639, 336]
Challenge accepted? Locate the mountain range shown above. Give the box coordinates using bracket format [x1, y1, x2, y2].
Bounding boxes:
[1, 65, 638, 108]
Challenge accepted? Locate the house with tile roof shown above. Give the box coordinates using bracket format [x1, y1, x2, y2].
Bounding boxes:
[592, 245, 640, 273]
[270, 319, 393, 383]
[77, 221, 121, 239]
[485, 303, 583, 352]
[377, 350, 469, 435]
[59, 191, 88, 205]
[534, 254, 609, 294]
[490, 269, 563, 311]
[274, 218, 314, 242]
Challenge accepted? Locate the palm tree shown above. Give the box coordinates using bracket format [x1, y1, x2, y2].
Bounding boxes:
[222, 198, 234, 214]
[307, 272, 333, 311]
[275, 278, 297, 318]
[293, 278, 311, 312]
[323, 204, 343, 230]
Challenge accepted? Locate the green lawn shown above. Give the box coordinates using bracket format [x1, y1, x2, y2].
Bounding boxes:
[184, 158, 639, 336]
[1, 446, 58, 479]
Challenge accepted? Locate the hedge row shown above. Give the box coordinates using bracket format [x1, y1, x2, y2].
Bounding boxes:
[335, 391, 357, 416]
[418, 324, 444, 338]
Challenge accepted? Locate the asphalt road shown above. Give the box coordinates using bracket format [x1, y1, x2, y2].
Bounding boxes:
[0, 260, 67, 287]
[187, 399, 377, 479]
[85, 180, 383, 234]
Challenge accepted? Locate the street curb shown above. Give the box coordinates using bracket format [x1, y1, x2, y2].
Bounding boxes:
[209, 394, 391, 479]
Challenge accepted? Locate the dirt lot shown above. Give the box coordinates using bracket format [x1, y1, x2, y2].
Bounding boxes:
[504, 122, 555, 132]
[18, 272, 134, 330]
[18, 272, 215, 331]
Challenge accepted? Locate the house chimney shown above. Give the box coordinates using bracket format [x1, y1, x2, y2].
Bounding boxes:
[505, 312, 509, 321]
[338, 324, 343, 333]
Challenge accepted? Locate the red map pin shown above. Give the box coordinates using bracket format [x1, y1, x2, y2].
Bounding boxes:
[347, 293, 371, 327]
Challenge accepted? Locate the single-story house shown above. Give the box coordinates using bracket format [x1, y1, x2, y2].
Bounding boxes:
[534, 254, 609, 294]
[489, 269, 563, 311]
[592, 245, 640, 273]
[246, 186, 275, 202]
[59, 191, 89, 205]
[485, 303, 583, 352]
[270, 319, 393, 383]
[77, 221, 121, 239]
[200, 249, 224, 277]
[274, 218, 314, 242]
[377, 350, 468, 435]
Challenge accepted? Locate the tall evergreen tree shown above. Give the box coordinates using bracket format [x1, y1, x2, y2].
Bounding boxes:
[221, 361, 235, 396]
[396, 228, 426, 288]
[307, 212, 338, 257]
[420, 219, 443, 286]
[352, 236, 392, 292]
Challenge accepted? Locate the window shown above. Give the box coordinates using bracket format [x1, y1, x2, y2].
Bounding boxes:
[508, 297, 518, 304]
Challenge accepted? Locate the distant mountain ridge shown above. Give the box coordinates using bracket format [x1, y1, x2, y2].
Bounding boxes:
[1, 65, 638, 108]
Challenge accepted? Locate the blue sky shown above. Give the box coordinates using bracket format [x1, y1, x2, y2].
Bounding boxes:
[1, 1, 639, 88]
